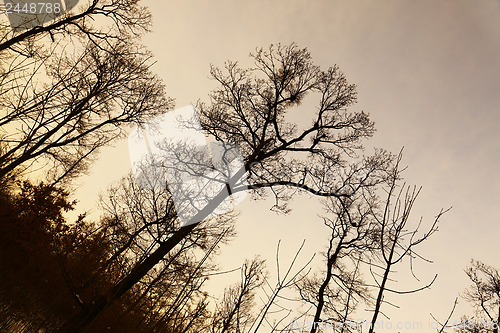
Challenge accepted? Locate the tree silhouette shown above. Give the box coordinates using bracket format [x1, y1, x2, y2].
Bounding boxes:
[57, 43, 390, 331]
[366, 153, 448, 333]
[0, 181, 105, 331]
[455, 260, 500, 333]
[1, 4, 451, 327]
[0, 0, 172, 184]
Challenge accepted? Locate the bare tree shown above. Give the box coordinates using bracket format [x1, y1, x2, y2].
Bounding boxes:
[366, 153, 449, 333]
[286, 152, 449, 333]
[0, 0, 152, 51]
[0, 0, 172, 184]
[93, 171, 234, 331]
[294, 170, 382, 333]
[60, 43, 390, 331]
[211, 258, 266, 333]
[455, 260, 500, 333]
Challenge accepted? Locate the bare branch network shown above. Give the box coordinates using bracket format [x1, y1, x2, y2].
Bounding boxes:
[0, 2, 459, 331]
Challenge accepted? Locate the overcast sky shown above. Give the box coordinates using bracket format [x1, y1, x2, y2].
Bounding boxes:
[74, 0, 500, 330]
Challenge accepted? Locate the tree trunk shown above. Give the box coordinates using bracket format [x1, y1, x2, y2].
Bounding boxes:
[59, 182, 236, 332]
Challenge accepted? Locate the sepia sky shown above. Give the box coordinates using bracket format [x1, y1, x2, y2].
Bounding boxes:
[73, 0, 500, 330]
